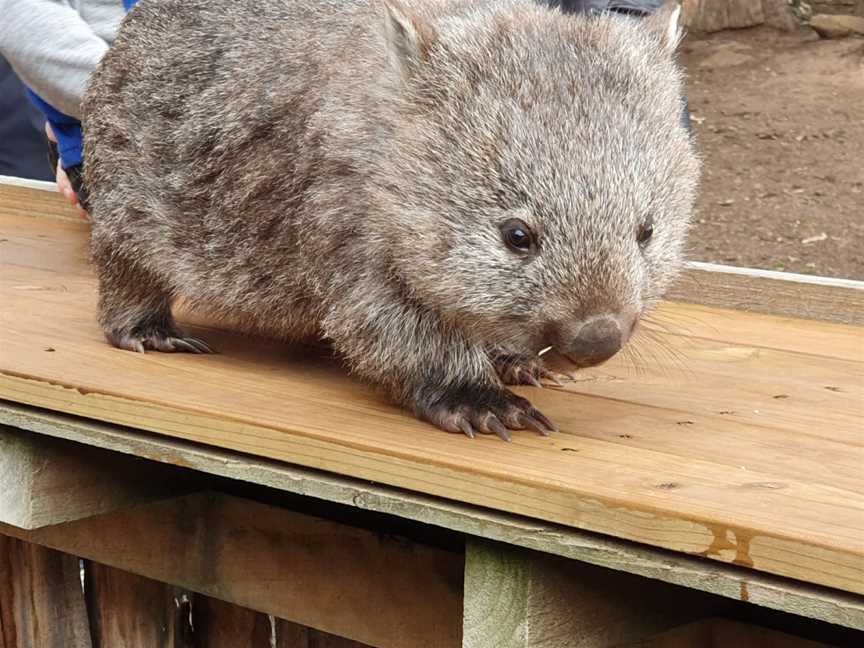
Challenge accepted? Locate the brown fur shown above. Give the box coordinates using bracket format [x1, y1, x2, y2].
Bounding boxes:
[83, 0, 699, 438]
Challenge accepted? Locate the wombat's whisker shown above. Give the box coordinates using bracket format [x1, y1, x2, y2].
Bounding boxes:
[648, 311, 720, 337]
[640, 315, 676, 334]
[623, 343, 650, 378]
[633, 329, 693, 379]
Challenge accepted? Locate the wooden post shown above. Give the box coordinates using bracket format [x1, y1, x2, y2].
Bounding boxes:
[0, 534, 91, 648]
[463, 540, 724, 648]
[191, 596, 272, 647]
[84, 562, 193, 648]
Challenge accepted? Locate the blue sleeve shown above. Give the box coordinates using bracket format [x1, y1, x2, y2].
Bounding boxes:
[26, 0, 140, 170]
[26, 88, 83, 169]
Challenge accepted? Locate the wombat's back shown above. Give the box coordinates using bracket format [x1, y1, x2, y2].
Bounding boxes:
[83, 0, 398, 333]
[85, 0, 377, 224]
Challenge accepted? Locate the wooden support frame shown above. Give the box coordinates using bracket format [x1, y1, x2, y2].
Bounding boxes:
[2, 530, 849, 648]
[0, 534, 374, 648]
[2, 402, 861, 632]
[0, 491, 464, 648]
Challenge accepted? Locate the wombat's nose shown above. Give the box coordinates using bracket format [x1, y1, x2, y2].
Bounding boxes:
[566, 315, 625, 368]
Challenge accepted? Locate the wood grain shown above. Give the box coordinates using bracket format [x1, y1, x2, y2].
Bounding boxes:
[463, 540, 722, 648]
[189, 596, 271, 648]
[1, 493, 464, 648]
[84, 562, 193, 648]
[670, 262, 864, 326]
[4, 405, 861, 631]
[0, 177, 82, 223]
[1, 191, 863, 594]
[0, 425, 197, 529]
[0, 534, 92, 648]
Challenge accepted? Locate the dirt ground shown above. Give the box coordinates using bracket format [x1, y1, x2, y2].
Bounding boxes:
[680, 28, 864, 280]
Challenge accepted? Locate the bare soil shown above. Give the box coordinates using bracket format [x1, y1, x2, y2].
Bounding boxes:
[680, 28, 864, 280]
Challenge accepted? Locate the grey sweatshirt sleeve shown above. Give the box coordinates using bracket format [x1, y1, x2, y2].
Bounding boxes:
[0, 0, 124, 119]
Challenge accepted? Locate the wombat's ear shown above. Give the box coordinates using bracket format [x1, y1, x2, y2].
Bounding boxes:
[644, 0, 683, 54]
[382, 0, 436, 76]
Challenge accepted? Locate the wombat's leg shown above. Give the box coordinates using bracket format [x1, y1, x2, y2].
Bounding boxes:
[325, 298, 557, 440]
[96, 260, 214, 354]
[491, 351, 565, 388]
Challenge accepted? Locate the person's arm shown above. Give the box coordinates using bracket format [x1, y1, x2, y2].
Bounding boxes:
[0, 0, 112, 119]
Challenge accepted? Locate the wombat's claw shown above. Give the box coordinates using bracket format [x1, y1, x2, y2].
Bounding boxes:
[420, 385, 557, 440]
[108, 329, 215, 354]
[458, 419, 476, 440]
[486, 416, 512, 442]
[520, 413, 556, 437]
[520, 370, 544, 389]
[162, 336, 214, 354]
[538, 372, 566, 388]
[457, 416, 511, 442]
[454, 414, 511, 442]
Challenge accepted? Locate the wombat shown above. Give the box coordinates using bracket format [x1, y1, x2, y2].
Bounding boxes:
[83, 0, 700, 440]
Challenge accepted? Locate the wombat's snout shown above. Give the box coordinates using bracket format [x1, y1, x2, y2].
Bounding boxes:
[561, 313, 636, 368]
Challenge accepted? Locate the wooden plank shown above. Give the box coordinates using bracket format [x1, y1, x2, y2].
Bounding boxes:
[1, 492, 464, 648]
[624, 618, 833, 648]
[85, 562, 193, 648]
[1, 190, 863, 595]
[670, 262, 864, 326]
[463, 540, 721, 648]
[4, 406, 861, 631]
[0, 425, 198, 529]
[545, 335, 863, 448]
[0, 176, 81, 223]
[641, 300, 862, 361]
[0, 534, 92, 648]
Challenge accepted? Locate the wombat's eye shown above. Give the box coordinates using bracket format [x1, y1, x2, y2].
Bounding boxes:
[500, 218, 535, 254]
[637, 216, 654, 246]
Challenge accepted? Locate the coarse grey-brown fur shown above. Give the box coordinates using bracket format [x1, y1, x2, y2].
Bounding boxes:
[83, 0, 699, 438]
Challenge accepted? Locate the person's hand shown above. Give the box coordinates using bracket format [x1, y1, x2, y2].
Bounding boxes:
[45, 123, 89, 220]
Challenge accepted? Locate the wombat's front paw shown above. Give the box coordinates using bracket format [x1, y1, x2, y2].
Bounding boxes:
[492, 353, 563, 388]
[415, 383, 558, 441]
[107, 325, 214, 355]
